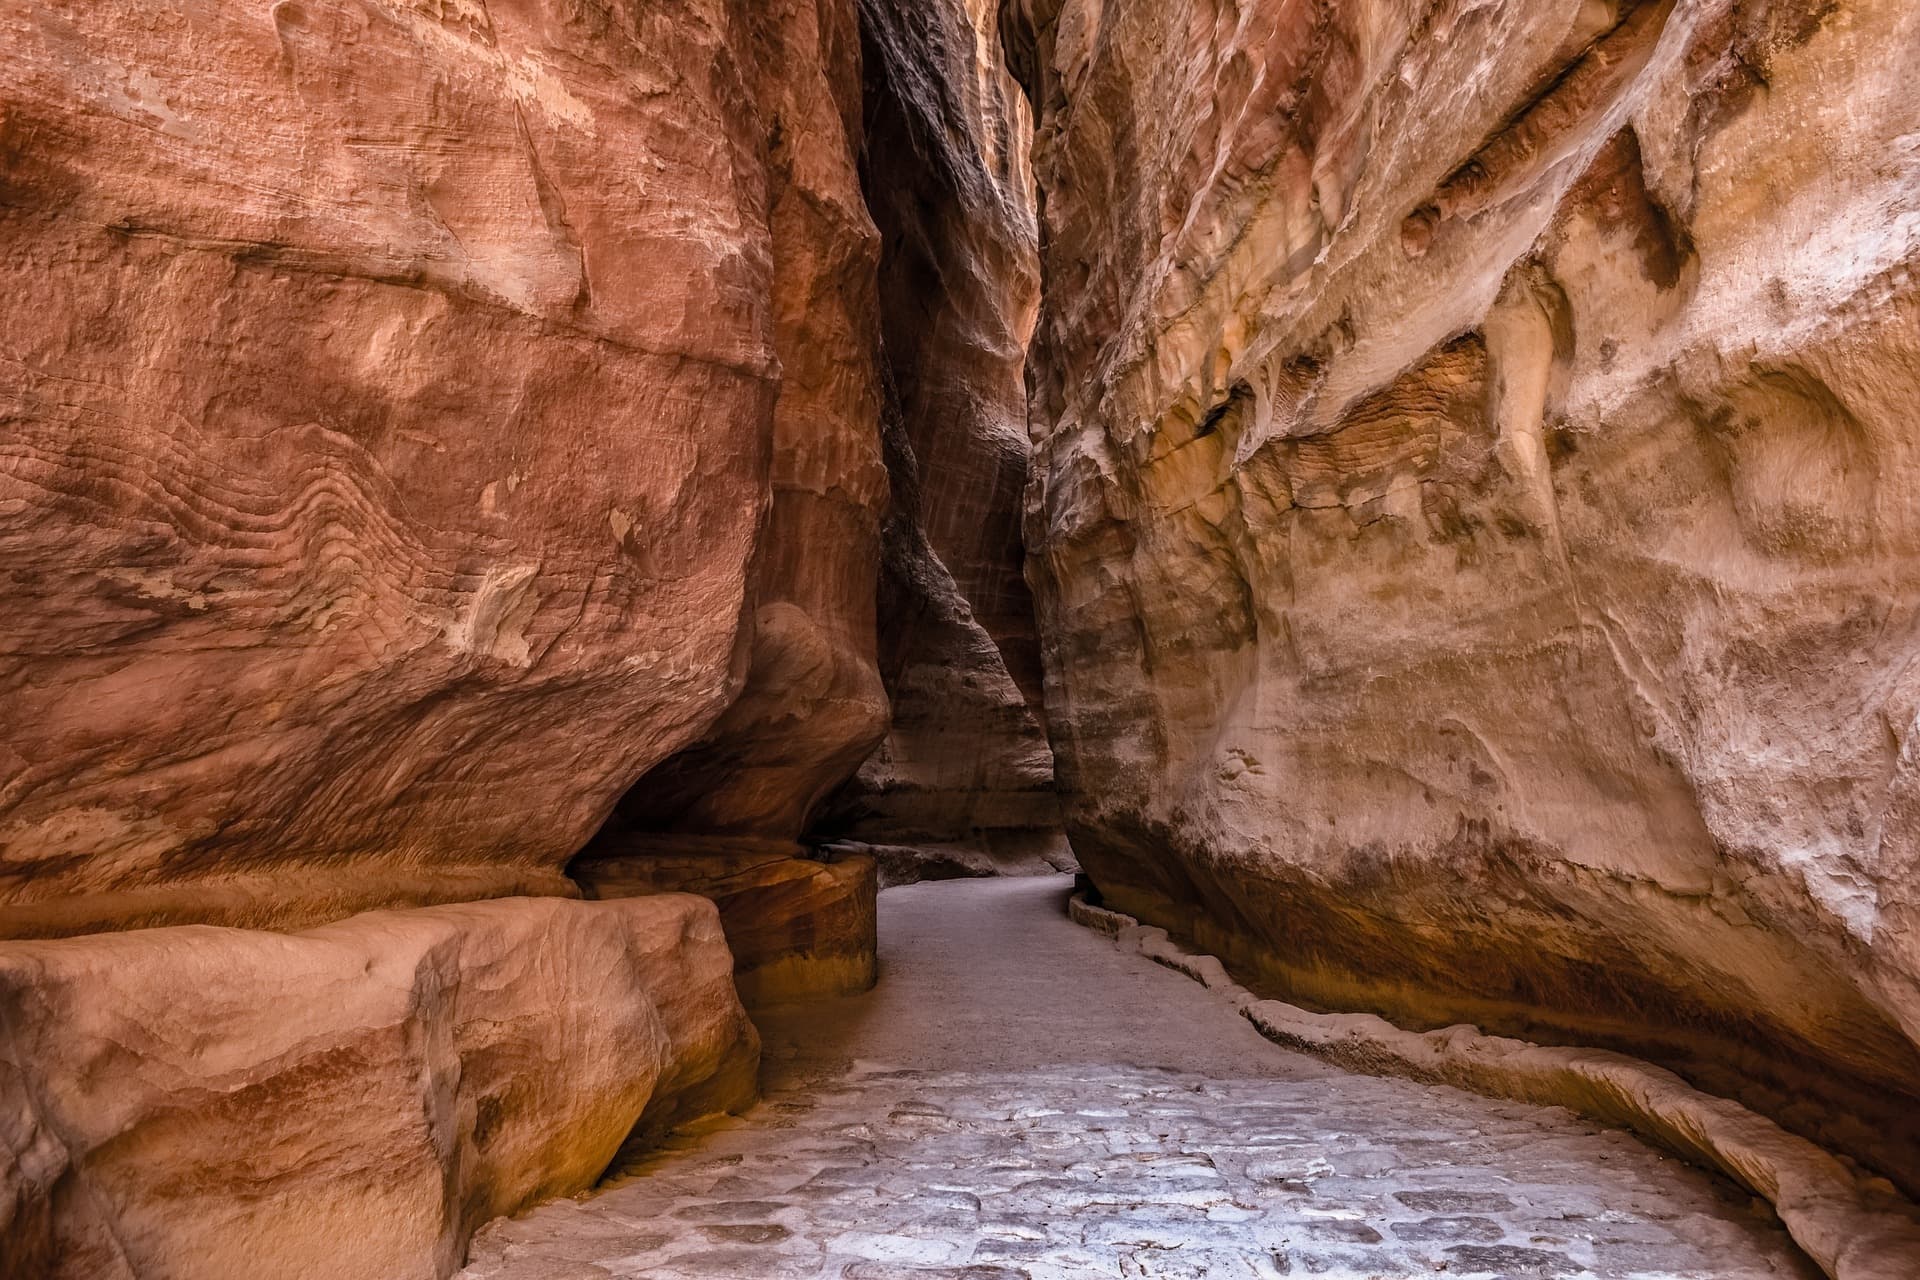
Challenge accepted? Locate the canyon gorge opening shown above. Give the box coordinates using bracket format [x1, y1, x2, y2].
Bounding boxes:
[4, 1, 1920, 1278]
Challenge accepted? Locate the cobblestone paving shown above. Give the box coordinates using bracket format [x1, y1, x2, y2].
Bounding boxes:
[459, 879, 1821, 1280]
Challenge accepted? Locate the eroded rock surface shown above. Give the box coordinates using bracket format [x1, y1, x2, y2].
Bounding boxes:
[603, 0, 893, 847]
[813, 0, 1071, 882]
[573, 836, 878, 1002]
[0, 894, 758, 1280]
[1, 2, 884, 1275]
[0, 0, 884, 936]
[1010, 0, 1920, 1188]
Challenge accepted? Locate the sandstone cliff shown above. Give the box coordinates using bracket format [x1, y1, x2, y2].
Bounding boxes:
[1, 0, 881, 1272]
[598, 0, 894, 847]
[9, 0, 1920, 1273]
[0, 0, 884, 937]
[1010, 0, 1920, 1189]
[815, 0, 1070, 883]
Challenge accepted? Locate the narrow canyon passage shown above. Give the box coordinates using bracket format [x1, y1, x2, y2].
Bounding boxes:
[7, 3, 1920, 1277]
[459, 878, 1817, 1280]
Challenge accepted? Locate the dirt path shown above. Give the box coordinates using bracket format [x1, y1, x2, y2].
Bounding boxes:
[460, 876, 1819, 1279]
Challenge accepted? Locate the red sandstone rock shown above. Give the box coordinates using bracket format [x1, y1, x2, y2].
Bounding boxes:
[11, 1, 1920, 1276]
[606, 0, 894, 845]
[573, 835, 877, 1002]
[0, 894, 757, 1280]
[0, 0, 885, 937]
[0, 3, 880, 1275]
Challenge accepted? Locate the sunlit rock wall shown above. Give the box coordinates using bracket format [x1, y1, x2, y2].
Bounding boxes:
[1009, 0, 1920, 1186]
[602, 0, 894, 846]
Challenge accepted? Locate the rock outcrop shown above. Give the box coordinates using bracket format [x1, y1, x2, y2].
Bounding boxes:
[813, 0, 1070, 883]
[1011, 0, 1920, 1189]
[0, 894, 757, 1280]
[0, 0, 884, 937]
[1, 1, 887, 1275]
[573, 836, 878, 1002]
[601, 0, 894, 847]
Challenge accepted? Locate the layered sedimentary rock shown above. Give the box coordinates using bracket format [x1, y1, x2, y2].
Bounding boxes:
[0, 0, 885, 936]
[814, 0, 1069, 881]
[606, 0, 894, 845]
[0, 894, 757, 1280]
[1011, 0, 1920, 1187]
[2, 2, 887, 1274]
[573, 836, 877, 1002]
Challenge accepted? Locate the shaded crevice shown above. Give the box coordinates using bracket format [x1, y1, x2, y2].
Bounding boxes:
[807, 0, 1067, 886]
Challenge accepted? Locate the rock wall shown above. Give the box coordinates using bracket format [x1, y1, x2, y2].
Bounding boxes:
[602, 0, 894, 846]
[0, 0, 883, 1273]
[573, 835, 878, 1002]
[815, 0, 1070, 882]
[1010, 0, 1920, 1187]
[0, 0, 884, 935]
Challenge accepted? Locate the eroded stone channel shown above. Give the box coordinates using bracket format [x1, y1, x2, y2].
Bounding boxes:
[9, 4, 1920, 1276]
[460, 879, 1816, 1280]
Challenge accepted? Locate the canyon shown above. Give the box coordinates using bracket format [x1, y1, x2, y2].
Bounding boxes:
[2, 0, 1919, 1277]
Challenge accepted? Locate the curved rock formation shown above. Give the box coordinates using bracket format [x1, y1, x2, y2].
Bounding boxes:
[0, 1, 882, 1274]
[601, 0, 893, 847]
[0, 0, 884, 937]
[0, 894, 756, 1280]
[1011, 0, 1920, 1190]
[815, 0, 1070, 883]
[7, 0, 1920, 1275]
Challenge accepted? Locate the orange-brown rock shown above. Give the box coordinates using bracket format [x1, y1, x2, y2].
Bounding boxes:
[0, 0, 885, 937]
[1, 2, 885, 1275]
[0, 894, 757, 1280]
[815, 0, 1069, 881]
[572, 836, 877, 1002]
[1011, 0, 1920, 1189]
[604, 0, 892, 846]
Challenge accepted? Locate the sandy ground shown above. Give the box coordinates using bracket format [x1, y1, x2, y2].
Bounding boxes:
[754, 876, 1327, 1083]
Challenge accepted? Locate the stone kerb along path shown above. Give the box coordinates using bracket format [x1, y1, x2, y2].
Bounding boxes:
[1067, 893, 1920, 1280]
[461, 877, 1841, 1279]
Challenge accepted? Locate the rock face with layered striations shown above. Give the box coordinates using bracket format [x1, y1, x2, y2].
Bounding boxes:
[0, 0, 886, 936]
[1010, 0, 1920, 1189]
[814, 0, 1070, 883]
[603, 0, 894, 847]
[1, 1, 884, 1275]
[0, 894, 757, 1280]
[573, 835, 877, 1002]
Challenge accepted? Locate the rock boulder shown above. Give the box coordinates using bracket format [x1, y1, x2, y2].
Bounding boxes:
[0, 895, 757, 1280]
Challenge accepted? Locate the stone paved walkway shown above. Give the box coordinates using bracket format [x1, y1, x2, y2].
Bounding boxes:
[459, 877, 1821, 1280]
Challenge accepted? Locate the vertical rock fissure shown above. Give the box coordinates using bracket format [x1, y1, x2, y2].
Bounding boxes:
[806, 0, 1071, 890]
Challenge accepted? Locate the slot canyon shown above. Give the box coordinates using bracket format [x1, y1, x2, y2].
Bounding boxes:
[3, 0, 1920, 1277]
